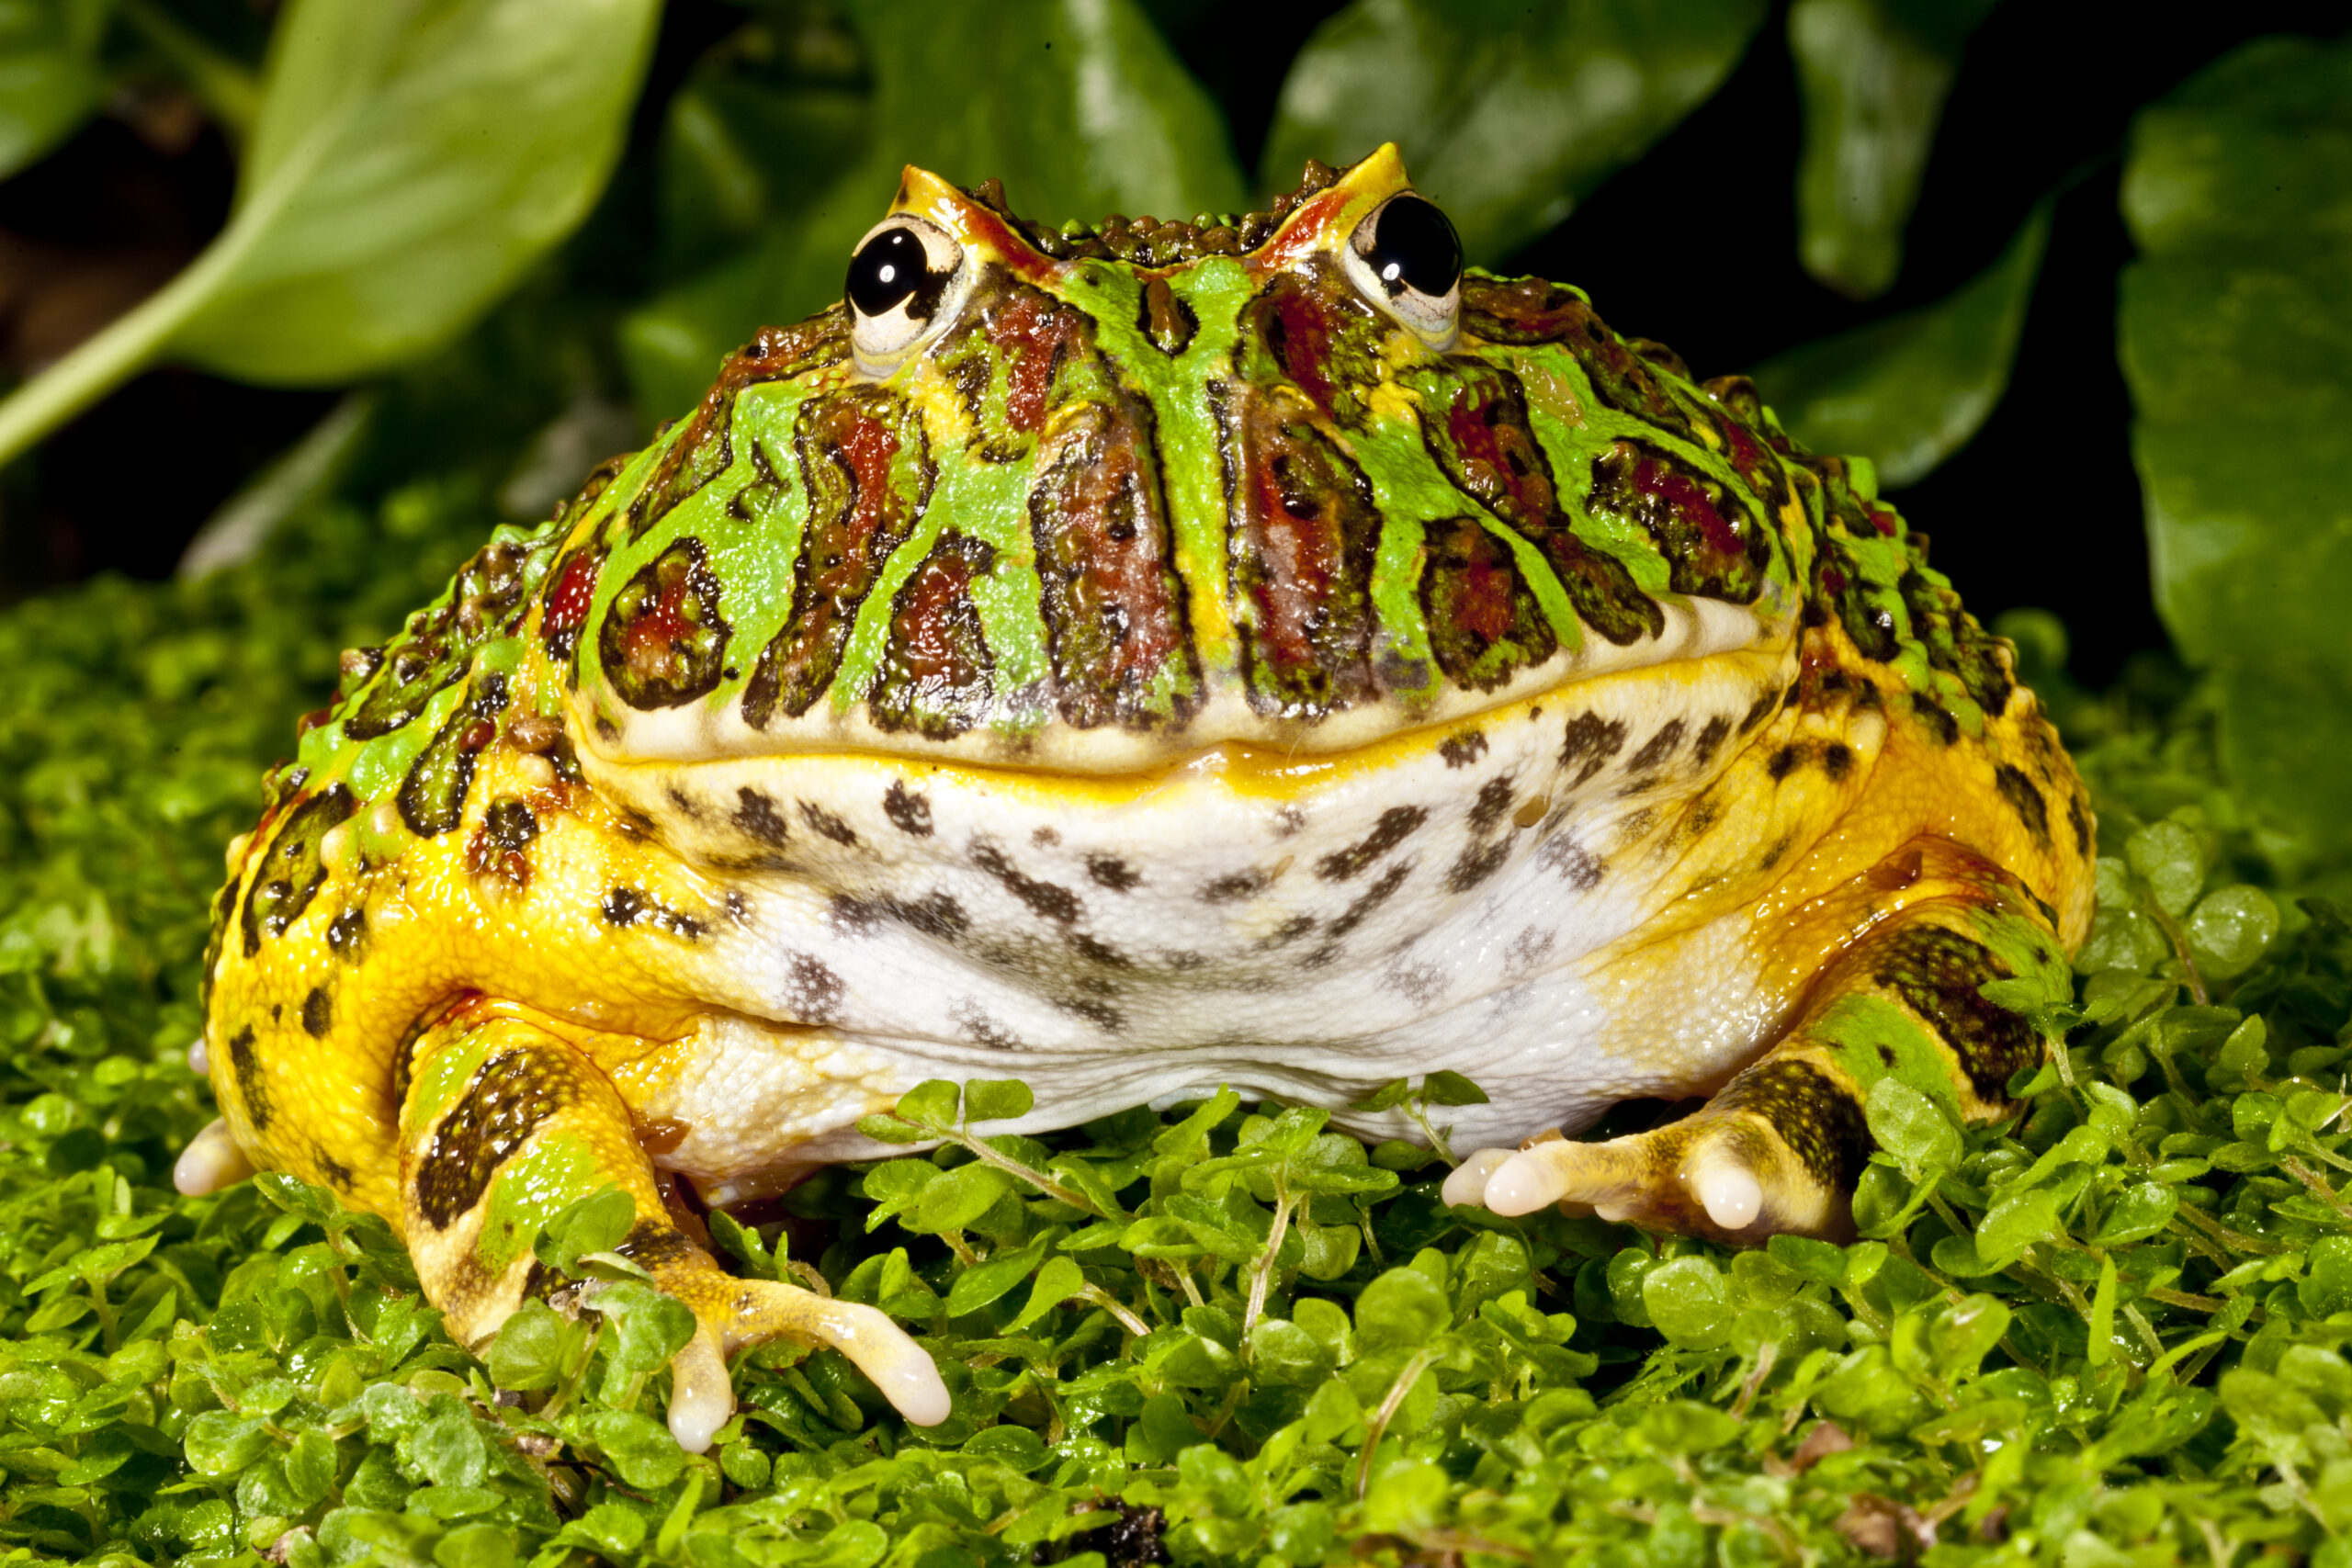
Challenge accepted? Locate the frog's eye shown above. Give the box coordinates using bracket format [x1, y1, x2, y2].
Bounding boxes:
[845, 215, 965, 366]
[1341, 192, 1463, 345]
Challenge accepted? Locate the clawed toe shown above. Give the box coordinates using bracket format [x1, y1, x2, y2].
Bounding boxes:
[665, 1325, 733, 1453]
[1440, 1114, 1834, 1242]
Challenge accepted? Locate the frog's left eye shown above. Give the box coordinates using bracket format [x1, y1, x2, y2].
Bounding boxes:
[846, 215, 965, 367]
[1341, 192, 1463, 345]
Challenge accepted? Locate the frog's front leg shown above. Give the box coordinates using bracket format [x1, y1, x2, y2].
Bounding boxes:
[1447, 852, 2069, 1243]
[399, 1002, 949, 1449]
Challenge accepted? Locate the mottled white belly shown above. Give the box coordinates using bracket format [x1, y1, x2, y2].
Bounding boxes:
[584, 652, 1794, 1192]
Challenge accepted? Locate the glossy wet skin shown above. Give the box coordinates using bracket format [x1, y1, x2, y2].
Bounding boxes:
[182, 146, 2095, 1448]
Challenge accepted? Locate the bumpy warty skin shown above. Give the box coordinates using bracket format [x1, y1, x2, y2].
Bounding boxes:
[184, 144, 2094, 1439]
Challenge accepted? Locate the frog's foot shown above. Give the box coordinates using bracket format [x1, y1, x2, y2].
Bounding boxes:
[1446, 886, 2072, 1246]
[1442, 1064, 1859, 1245]
[396, 1005, 948, 1451]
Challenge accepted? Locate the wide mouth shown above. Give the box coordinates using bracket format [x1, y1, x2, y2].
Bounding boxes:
[578, 593, 1789, 784]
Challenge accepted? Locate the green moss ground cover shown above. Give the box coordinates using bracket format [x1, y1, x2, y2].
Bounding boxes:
[2, 466, 2350, 1568]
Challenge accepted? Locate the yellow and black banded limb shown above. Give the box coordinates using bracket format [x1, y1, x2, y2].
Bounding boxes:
[397, 1001, 948, 1449]
[1446, 838, 2071, 1243]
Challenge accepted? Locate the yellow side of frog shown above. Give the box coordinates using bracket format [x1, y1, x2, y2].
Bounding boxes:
[181, 147, 2094, 1449]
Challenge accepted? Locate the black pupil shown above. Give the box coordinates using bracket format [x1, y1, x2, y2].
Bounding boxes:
[1366, 196, 1462, 299]
[847, 227, 933, 318]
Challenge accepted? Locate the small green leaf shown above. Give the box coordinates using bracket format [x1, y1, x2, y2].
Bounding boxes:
[1864, 1077, 1963, 1174]
[1352, 1078, 1413, 1113]
[1009, 1255, 1086, 1332]
[533, 1186, 635, 1275]
[184, 1411, 276, 1475]
[485, 1298, 574, 1393]
[2185, 886, 2279, 979]
[1753, 199, 2050, 488]
[2126, 820, 2207, 918]
[902, 1162, 1012, 1235]
[578, 1408, 686, 1490]
[2093, 1181, 2179, 1247]
[1353, 1263, 1451, 1355]
[1420, 1071, 1489, 1108]
[1643, 1257, 1732, 1351]
[962, 1078, 1035, 1124]
[854, 1111, 929, 1145]
[944, 1237, 1046, 1317]
[894, 1079, 963, 1130]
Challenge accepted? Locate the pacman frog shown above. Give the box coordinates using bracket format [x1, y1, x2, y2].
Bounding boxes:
[182, 148, 2094, 1449]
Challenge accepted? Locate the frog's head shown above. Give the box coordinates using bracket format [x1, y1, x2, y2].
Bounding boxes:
[560, 147, 1798, 773]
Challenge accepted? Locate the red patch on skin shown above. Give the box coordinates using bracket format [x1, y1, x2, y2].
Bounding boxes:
[542, 550, 600, 637]
[1824, 566, 1848, 593]
[1634, 457, 1744, 558]
[1268, 281, 1359, 418]
[898, 552, 982, 688]
[1031, 400, 1193, 726]
[1257, 187, 1356, 271]
[990, 291, 1079, 434]
[1452, 538, 1518, 645]
[1868, 508, 1898, 537]
[1444, 394, 1556, 525]
[821, 415, 903, 595]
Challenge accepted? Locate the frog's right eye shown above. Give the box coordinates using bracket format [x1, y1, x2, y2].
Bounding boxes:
[846, 216, 964, 366]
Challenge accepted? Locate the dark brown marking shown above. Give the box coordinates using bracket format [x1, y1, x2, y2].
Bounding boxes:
[600, 886, 706, 940]
[1468, 777, 1516, 836]
[1767, 744, 1804, 782]
[398, 674, 510, 839]
[830, 890, 968, 941]
[1218, 382, 1380, 717]
[1994, 764, 2050, 849]
[1715, 1058, 1871, 1193]
[782, 953, 845, 1024]
[240, 784, 359, 958]
[413, 1047, 571, 1230]
[1329, 860, 1414, 940]
[1088, 854, 1141, 891]
[300, 987, 332, 1038]
[326, 907, 368, 961]
[1317, 806, 1429, 881]
[1198, 868, 1270, 904]
[971, 840, 1081, 923]
[1629, 719, 1686, 773]
[1874, 927, 2040, 1103]
[226, 1025, 269, 1132]
[884, 780, 933, 836]
[1559, 713, 1629, 785]
[1445, 840, 1512, 894]
[1587, 438, 1770, 603]
[1031, 396, 1202, 730]
[732, 787, 791, 848]
[1690, 716, 1733, 768]
[1439, 730, 1488, 769]
[799, 802, 858, 846]
[1537, 837, 1604, 890]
